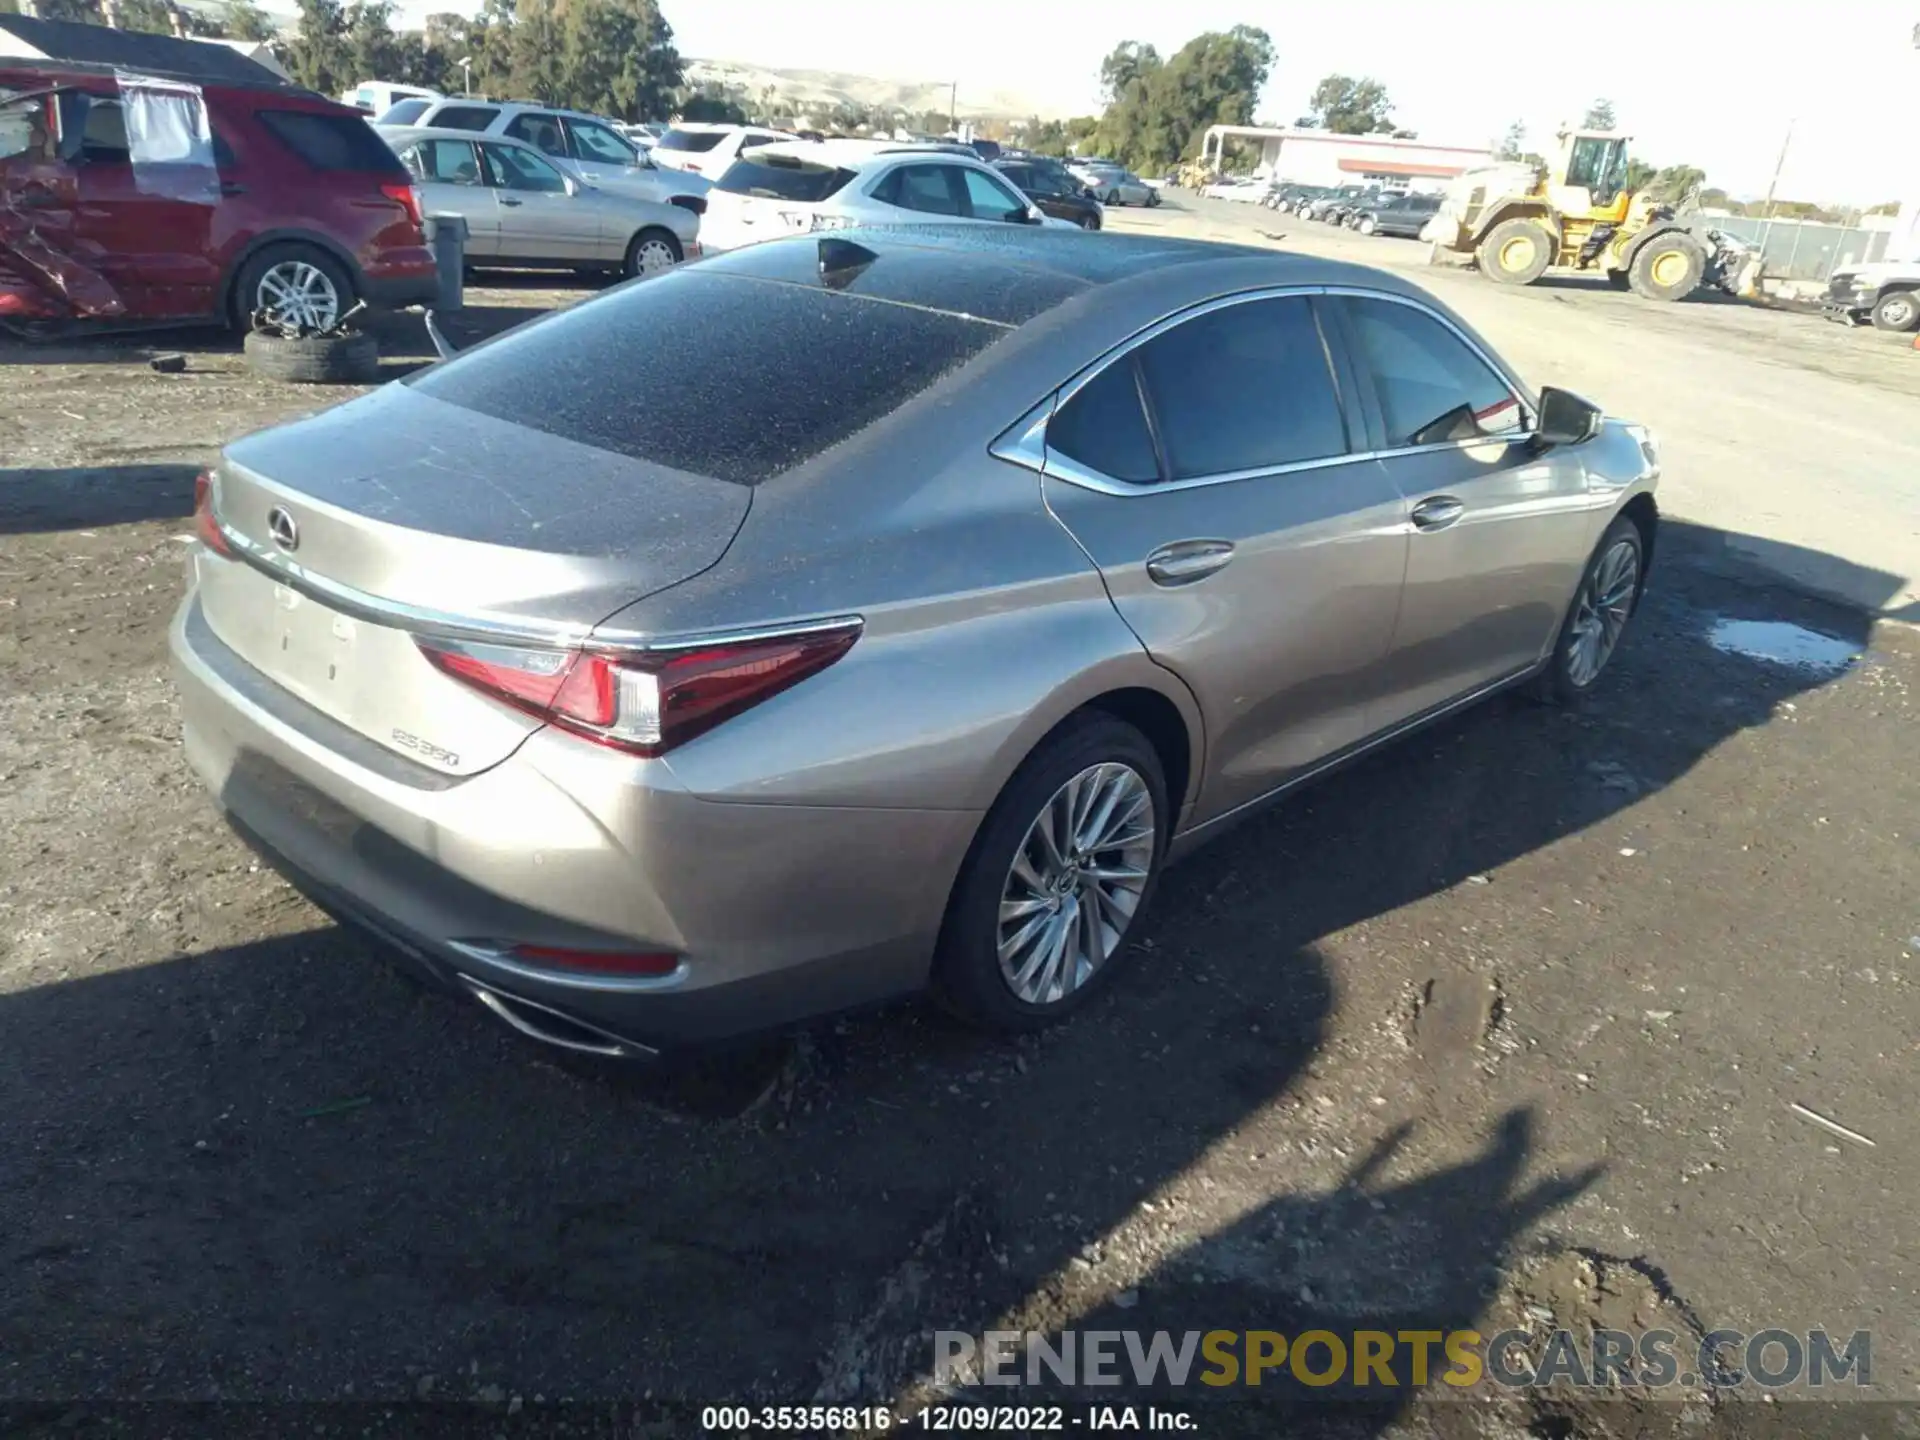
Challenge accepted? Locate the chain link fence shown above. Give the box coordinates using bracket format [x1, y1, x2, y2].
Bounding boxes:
[1701, 215, 1892, 280]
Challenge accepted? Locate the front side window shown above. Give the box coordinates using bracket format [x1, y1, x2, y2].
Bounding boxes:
[1340, 296, 1524, 447]
[567, 118, 637, 166]
[958, 166, 1028, 220]
[481, 142, 568, 193]
[1133, 296, 1349, 479]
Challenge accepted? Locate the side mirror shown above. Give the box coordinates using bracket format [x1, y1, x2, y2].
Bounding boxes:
[1534, 386, 1602, 446]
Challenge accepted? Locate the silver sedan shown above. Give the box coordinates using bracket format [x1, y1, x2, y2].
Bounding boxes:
[1082, 167, 1158, 206]
[382, 125, 699, 276]
[172, 227, 1660, 1059]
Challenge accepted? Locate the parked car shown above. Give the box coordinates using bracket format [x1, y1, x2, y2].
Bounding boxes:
[995, 157, 1103, 229]
[173, 226, 1660, 1057]
[392, 99, 710, 214]
[1202, 176, 1267, 203]
[0, 60, 435, 332]
[1302, 184, 1368, 221]
[1822, 260, 1920, 333]
[342, 80, 439, 116]
[698, 140, 1071, 252]
[1265, 184, 1327, 213]
[385, 126, 697, 277]
[1081, 166, 1157, 207]
[1351, 191, 1442, 238]
[648, 122, 795, 178]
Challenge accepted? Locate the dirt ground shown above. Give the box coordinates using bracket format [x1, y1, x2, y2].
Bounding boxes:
[3, 221, 1918, 1438]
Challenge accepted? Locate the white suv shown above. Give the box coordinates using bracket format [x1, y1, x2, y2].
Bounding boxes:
[649, 123, 799, 178]
[699, 140, 1072, 253]
[387, 99, 712, 212]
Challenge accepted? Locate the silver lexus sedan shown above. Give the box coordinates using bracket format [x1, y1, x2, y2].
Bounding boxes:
[171, 227, 1661, 1059]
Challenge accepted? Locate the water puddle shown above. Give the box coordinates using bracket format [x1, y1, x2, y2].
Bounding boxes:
[1705, 618, 1858, 675]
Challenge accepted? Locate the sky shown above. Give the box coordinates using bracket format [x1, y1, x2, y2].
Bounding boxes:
[398, 0, 1918, 204]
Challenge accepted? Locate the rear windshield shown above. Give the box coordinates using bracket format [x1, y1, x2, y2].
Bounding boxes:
[406, 270, 1008, 484]
[716, 152, 857, 203]
[657, 128, 725, 153]
[258, 110, 404, 173]
[377, 97, 432, 125]
[429, 105, 500, 131]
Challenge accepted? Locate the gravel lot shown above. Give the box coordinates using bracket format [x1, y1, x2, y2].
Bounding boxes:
[3, 216, 1917, 1435]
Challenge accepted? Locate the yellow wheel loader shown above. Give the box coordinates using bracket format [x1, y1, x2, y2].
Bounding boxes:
[1424, 129, 1752, 301]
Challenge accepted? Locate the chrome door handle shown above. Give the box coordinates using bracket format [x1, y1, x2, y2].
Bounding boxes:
[1145, 539, 1234, 586]
[1411, 496, 1465, 531]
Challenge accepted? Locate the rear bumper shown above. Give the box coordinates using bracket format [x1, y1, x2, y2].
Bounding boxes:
[360, 249, 440, 309]
[169, 591, 976, 1050]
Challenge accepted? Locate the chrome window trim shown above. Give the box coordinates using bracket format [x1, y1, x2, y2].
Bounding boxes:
[989, 283, 1539, 498]
[208, 511, 861, 656]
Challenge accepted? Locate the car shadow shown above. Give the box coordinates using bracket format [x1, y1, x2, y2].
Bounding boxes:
[0, 517, 1898, 1412]
[0, 462, 199, 535]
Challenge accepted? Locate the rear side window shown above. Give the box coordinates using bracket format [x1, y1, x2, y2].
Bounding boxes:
[428, 105, 500, 132]
[407, 271, 1009, 484]
[716, 152, 856, 202]
[1134, 297, 1348, 478]
[1048, 357, 1160, 484]
[504, 111, 565, 156]
[257, 110, 404, 173]
[658, 127, 725, 153]
[1340, 296, 1523, 447]
[874, 163, 962, 216]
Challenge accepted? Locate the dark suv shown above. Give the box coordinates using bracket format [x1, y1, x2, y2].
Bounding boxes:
[993, 157, 1101, 229]
[1, 51, 434, 333]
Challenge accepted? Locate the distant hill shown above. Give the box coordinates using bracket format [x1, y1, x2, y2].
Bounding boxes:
[683, 57, 1063, 122]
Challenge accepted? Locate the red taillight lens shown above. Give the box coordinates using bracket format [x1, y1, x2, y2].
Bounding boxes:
[381, 180, 424, 228]
[416, 624, 859, 756]
[512, 944, 679, 977]
[193, 470, 233, 556]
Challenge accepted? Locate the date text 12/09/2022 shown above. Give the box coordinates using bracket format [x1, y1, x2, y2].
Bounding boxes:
[700, 1405, 1196, 1431]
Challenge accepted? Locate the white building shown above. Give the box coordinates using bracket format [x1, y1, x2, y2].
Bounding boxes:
[1200, 124, 1495, 193]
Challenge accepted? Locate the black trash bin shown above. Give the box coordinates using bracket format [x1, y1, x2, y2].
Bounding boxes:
[423, 212, 467, 313]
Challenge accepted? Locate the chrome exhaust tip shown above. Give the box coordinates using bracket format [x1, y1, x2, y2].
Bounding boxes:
[455, 975, 659, 1061]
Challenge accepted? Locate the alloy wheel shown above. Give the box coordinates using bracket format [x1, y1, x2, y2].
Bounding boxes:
[255, 260, 340, 330]
[996, 762, 1155, 1006]
[632, 237, 679, 275]
[1566, 538, 1639, 687]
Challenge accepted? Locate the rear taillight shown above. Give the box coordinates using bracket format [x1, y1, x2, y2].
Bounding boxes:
[415, 622, 860, 756]
[193, 470, 233, 557]
[381, 180, 424, 228]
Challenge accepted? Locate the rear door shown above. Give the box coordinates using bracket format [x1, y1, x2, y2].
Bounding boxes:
[398, 135, 501, 256]
[1037, 292, 1410, 826]
[64, 93, 221, 318]
[478, 140, 596, 259]
[1328, 291, 1599, 727]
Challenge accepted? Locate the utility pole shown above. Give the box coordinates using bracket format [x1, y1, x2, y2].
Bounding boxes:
[1756, 117, 1795, 266]
[948, 81, 957, 136]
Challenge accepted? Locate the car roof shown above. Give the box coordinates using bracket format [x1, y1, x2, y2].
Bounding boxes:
[379, 123, 551, 156]
[746, 138, 992, 170]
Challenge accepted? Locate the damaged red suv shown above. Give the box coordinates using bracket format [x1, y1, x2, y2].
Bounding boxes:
[1, 56, 437, 333]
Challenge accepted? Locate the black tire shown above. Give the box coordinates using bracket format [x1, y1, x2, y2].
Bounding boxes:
[1627, 233, 1705, 301]
[623, 226, 683, 279]
[1147, 191, 1160, 207]
[242, 328, 380, 385]
[1531, 514, 1647, 706]
[932, 713, 1169, 1033]
[1106, 189, 1121, 205]
[229, 243, 355, 335]
[1077, 213, 1101, 231]
[1869, 289, 1920, 333]
[1476, 217, 1554, 285]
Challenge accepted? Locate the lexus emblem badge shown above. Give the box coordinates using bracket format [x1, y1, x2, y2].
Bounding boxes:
[266, 505, 300, 553]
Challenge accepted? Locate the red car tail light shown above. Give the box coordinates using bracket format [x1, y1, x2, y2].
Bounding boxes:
[193, 470, 234, 557]
[415, 621, 860, 757]
[512, 944, 679, 977]
[380, 180, 424, 229]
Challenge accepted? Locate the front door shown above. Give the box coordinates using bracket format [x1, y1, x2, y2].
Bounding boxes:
[477, 141, 596, 260]
[1037, 292, 1410, 827]
[1328, 292, 1601, 727]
